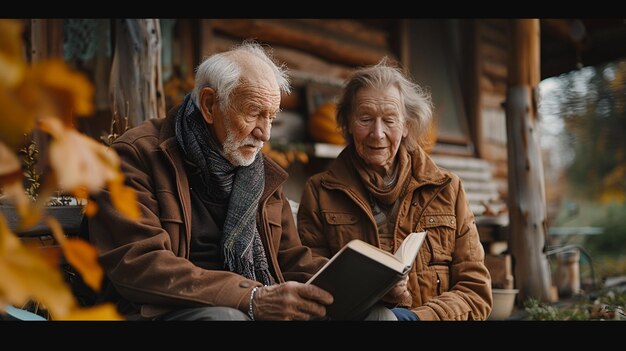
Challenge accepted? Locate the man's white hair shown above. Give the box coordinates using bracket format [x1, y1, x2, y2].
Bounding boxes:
[191, 41, 291, 110]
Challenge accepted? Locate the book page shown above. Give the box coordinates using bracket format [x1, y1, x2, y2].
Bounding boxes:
[393, 231, 427, 269]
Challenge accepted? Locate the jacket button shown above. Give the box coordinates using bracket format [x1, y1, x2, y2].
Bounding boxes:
[412, 201, 417, 206]
[429, 218, 434, 223]
[332, 215, 336, 221]
[239, 281, 251, 288]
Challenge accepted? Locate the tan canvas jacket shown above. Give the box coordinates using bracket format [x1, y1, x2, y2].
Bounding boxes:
[298, 145, 493, 320]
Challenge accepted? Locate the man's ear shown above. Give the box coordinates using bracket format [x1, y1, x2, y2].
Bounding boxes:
[199, 87, 217, 124]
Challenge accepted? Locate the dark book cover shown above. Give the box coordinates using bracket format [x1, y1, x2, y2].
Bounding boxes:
[307, 246, 405, 320]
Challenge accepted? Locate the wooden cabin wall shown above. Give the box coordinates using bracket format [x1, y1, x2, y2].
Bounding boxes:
[473, 19, 511, 201]
[163, 19, 397, 113]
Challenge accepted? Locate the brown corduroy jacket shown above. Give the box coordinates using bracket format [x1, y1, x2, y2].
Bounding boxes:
[87, 108, 327, 319]
[297, 145, 493, 320]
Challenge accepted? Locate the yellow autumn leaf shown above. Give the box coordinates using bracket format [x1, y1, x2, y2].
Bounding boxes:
[0, 141, 22, 184]
[0, 20, 36, 148]
[0, 173, 30, 225]
[27, 59, 94, 123]
[62, 303, 123, 321]
[12, 173, 59, 232]
[0, 19, 26, 88]
[39, 117, 140, 220]
[0, 214, 76, 318]
[39, 117, 121, 193]
[84, 201, 98, 217]
[108, 179, 141, 220]
[0, 87, 38, 148]
[72, 187, 99, 217]
[64, 238, 103, 292]
[46, 217, 103, 292]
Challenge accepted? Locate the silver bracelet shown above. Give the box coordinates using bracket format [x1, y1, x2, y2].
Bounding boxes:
[247, 286, 259, 321]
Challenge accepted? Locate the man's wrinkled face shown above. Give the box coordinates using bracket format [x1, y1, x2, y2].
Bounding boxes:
[199, 53, 282, 167]
[216, 83, 281, 166]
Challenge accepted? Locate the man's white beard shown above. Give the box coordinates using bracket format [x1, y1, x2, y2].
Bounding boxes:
[223, 132, 264, 167]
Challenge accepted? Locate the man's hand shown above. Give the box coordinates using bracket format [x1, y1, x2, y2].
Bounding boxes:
[380, 275, 411, 307]
[252, 281, 333, 321]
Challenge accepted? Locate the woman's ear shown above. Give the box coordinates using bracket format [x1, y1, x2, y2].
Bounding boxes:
[199, 87, 217, 124]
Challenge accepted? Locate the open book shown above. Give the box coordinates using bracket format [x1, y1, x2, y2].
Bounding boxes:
[306, 231, 427, 320]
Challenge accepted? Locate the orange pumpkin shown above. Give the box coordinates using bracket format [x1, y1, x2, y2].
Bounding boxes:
[309, 101, 346, 145]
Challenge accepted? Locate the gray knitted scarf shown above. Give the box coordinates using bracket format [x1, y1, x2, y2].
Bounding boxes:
[175, 94, 274, 286]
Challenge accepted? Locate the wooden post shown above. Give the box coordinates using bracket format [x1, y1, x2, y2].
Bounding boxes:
[505, 19, 553, 303]
[30, 19, 63, 61]
[28, 19, 64, 176]
[109, 19, 165, 130]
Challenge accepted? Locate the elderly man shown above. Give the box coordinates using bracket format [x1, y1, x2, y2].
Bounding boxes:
[86, 42, 333, 321]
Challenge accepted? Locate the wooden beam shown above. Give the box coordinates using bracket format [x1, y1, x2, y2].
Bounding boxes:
[480, 41, 509, 63]
[482, 59, 508, 80]
[508, 20, 540, 87]
[470, 20, 484, 159]
[199, 19, 216, 60]
[212, 34, 353, 80]
[478, 21, 509, 49]
[211, 19, 391, 66]
[481, 91, 505, 109]
[297, 19, 388, 49]
[398, 19, 411, 77]
[505, 19, 553, 304]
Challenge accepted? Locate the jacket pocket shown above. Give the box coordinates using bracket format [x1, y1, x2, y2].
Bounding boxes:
[266, 200, 283, 251]
[157, 190, 183, 223]
[321, 211, 360, 251]
[435, 268, 450, 295]
[322, 211, 358, 225]
[420, 214, 456, 266]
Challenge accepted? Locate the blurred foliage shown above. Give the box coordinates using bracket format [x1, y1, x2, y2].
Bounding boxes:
[0, 19, 139, 320]
[550, 59, 626, 203]
[589, 255, 626, 281]
[584, 202, 626, 257]
[524, 289, 626, 320]
[524, 297, 590, 320]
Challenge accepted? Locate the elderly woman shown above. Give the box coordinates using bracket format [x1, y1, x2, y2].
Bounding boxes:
[297, 60, 492, 321]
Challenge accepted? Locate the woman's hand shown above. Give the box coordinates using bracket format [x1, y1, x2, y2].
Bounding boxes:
[252, 281, 334, 321]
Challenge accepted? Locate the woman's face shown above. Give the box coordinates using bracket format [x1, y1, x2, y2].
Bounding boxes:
[349, 86, 408, 175]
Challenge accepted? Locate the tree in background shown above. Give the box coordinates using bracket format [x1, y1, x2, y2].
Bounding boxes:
[540, 58, 626, 258]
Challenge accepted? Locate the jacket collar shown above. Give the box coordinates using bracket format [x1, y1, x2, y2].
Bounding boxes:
[322, 143, 449, 192]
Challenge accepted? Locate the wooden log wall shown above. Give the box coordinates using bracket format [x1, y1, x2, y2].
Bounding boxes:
[473, 19, 510, 200]
[166, 19, 397, 132]
[209, 19, 391, 67]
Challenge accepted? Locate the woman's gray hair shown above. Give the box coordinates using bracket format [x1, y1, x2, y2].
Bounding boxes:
[191, 41, 291, 110]
[336, 58, 433, 152]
